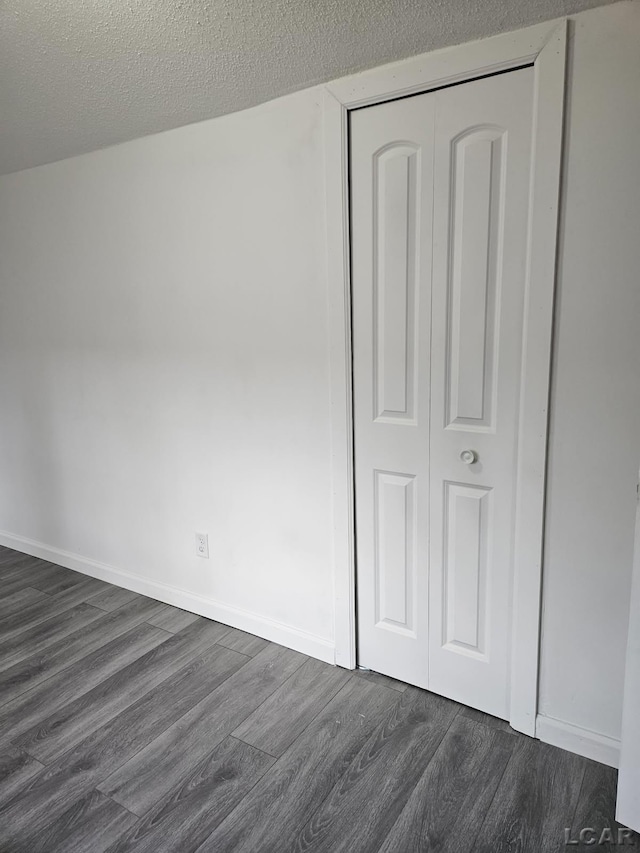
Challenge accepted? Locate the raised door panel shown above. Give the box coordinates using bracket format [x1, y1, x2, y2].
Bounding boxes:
[374, 471, 417, 636]
[442, 482, 491, 656]
[447, 129, 505, 431]
[374, 145, 421, 424]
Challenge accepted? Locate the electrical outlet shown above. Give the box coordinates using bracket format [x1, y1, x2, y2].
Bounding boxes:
[195, 532, 209, 559]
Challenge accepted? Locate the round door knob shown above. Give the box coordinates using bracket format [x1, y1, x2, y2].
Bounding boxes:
[460, 449, 478, 465]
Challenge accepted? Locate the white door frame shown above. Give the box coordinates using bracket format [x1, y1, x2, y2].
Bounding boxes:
[616, 465, 640, 830]
[324, 18, 567, 736]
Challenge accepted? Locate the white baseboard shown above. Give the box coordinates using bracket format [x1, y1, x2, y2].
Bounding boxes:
[0, 530, 336, 665]
[536, 714, 620, 768]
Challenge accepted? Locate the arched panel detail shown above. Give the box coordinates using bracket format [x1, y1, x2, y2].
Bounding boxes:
[372, 142, 422, 424]
[446, 125, 507, 431]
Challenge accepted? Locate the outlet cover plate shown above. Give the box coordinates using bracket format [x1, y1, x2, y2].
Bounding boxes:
[195, 532, 209, 559]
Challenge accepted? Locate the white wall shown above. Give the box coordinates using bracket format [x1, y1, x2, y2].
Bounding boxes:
[0, 1, 638, 747]
[538, 0, 640, 742]
[0, 87, 335, 657]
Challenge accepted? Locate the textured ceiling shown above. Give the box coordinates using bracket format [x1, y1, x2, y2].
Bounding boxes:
[0, 0, 614, 175]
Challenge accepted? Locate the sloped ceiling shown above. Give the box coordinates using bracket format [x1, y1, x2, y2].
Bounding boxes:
[0, 0, 613, 175]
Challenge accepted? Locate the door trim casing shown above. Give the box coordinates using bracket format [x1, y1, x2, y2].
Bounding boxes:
[323, 18, 567, 736]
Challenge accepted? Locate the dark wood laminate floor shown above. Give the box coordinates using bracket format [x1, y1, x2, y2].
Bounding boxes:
[0, 545, 633, 853]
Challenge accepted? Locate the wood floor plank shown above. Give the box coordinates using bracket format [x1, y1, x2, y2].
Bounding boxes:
[0, 556, 60, 581]
[0, 586, 48, 617]
[271, 686, 460, 853]
[459, 705, 516, 735]
[0, 557, 22, 575]
[27, 563, 91, 596]
[146, 604, 200, 633]
[471, 736, 588, 853]
[0, 547, 37, 561]
[1, 562, 32, 584]
[216, 626, 269, 657]
[0, 551, 19, 565]
[196, 676, 400, 853]
[98, 643, 307, 816]
[378, 715, 515, 853]
[0, 554, 40, 578]
[0, 554, 46, 578]
[0, 622, 169, 749]
[0, 564, 59, 598]
[105, 737, 275, 853]
[89, 585, 140, 612]
[0, 746, 45, 806]
[20, 789, 137, 853]
[0, 545, 19, 561]
[353, 668, 408, 693]
[568, 760, 636, 850]
[0, 602, 105, 672]
[233, 656, 351, 757]
[0, 595, 167, 707]
[0, 644, 249, 842]
[16, 617, 232, 763]
[0, 577, 110, 641]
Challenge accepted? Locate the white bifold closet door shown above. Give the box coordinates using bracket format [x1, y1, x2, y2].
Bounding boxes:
[352, 67, 534, 719]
